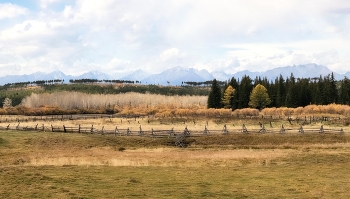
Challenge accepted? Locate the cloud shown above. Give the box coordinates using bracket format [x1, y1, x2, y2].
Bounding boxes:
[159, 48, 180, 62]
[0, 3, 27, 20]
[39, 0, 60, 9]
[104, 58, 131, 73]
[0, 0, 350, 77]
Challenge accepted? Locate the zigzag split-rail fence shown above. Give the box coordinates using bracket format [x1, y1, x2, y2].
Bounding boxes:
[0, 122, 345, 147]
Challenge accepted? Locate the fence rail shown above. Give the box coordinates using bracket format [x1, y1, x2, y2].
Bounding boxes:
[0, 123, 345, 135]
[0, 114, 349, 125]
[0, 122, 346, 147]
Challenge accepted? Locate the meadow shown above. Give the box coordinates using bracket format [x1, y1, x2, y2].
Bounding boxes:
[1, 91, 350, 198]
[1, 115, 350, 198]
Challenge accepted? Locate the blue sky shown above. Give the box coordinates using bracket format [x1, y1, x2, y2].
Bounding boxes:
[1, 0, 350, 77]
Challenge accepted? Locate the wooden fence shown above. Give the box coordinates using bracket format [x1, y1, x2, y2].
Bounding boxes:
[0, 123, 344, 135]
[0, 114, 349, 125]
[0, 123, 345, 147]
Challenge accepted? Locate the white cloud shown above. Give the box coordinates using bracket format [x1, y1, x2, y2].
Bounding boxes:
[0, 3, 27, 20]
[39, 0, 60, 9]
[105, 58, 131, 71]
[159, 48, 180, 62]
[0, 0, 350, 77]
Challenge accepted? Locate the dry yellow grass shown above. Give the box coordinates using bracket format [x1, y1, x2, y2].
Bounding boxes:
[2, 130, 350, 198]
[24, 147, 293, 167]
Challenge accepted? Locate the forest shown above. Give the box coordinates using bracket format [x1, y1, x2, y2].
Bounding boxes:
[209, 72, 349, 110]
[0, 72, 349, 115]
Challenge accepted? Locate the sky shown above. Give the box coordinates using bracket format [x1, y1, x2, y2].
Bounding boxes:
[1, 0, 350, 78]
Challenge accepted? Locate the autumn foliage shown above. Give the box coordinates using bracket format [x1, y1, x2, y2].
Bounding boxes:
[261, 104, 350, 117]
[0, 91, 350, 118]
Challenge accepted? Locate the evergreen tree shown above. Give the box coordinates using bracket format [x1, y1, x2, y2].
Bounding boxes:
[318, 75, 326, 104]
[238, 75, 253, 108]
[309, 77, 319, 104]
[207, 79, 222, 108]
[248, 84, 271, 110]
[275, 75, 285, 107]
[297, 78, 311, 107]
[285, 73, 298, 108]
[339, 77, 350, 105]
[229, 77, 239, 110]
[328, 72, 338, 104]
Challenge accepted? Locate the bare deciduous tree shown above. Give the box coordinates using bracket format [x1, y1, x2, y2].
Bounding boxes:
[2, 98, 12, 108]
[21, 92, 207, 111]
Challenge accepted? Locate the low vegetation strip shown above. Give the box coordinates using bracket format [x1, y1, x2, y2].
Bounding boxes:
[1, 130, 350, 198]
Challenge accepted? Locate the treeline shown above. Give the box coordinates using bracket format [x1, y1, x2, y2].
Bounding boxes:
[0, 83, 210, 108]
[183, 80, 226, 87]
[214, 72, 347, 110]
[3, 79, 64, 87]
[4, 78, 137, 87]
[68, 79, 137, 84]
[42, 84, 210, 96]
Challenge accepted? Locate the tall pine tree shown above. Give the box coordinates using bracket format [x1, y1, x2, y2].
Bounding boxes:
[275, 75, 285, 107]
[339, 77, 350, 105]
[229, 77, 239, 110]
[238, 75, 253, 109]
[207, 79, 222, 108]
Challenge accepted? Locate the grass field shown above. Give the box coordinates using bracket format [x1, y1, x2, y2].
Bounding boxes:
[1, 126, 350, 198]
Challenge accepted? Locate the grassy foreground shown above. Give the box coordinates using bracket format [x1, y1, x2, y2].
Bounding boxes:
[1, 130, 350, 198]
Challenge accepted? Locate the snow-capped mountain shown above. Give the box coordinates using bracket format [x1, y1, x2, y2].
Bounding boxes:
[0, 63, 348, 86]
[77, 70, 111, 80]
[211, 71, 232, 81]
[189, 68, 214, 80]
[213, 63, 344, 81]
[261, 63, 334, 80]
[120, 69, 152, 82]
[141, 66, 214, 85]
[0, 71, 75, 85]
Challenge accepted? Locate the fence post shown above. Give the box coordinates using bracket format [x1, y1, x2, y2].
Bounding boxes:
[204, 125, 209, 135]
[319, 125, 324, 133]
[184, 126, 190, 135]
[242, 124, 248, 134]
[298, 125, 304, 134]
[259, 124, 266, 133]
[78, 124, 81, 133]
[222, 124, 228, 134]
[139, 125, 143, 136]
[280, 124, 285, 134]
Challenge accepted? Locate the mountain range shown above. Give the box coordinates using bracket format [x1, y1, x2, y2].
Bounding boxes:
[1, 63, 349, 86]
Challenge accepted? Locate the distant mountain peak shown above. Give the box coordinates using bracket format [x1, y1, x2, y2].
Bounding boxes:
[121, 69, 152, 81]
[0, 63, 348, 86]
